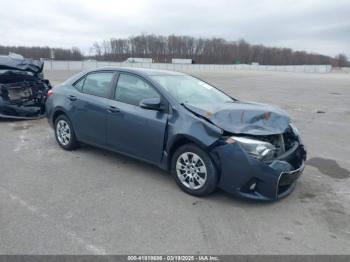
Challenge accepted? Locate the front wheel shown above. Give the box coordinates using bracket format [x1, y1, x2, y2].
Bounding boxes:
[171, 144, 218, 196]
[54, 115, 79, 150]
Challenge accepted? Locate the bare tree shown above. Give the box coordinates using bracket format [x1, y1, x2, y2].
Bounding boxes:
[334, 54, 349, 67]
[4, 34, 345, 65]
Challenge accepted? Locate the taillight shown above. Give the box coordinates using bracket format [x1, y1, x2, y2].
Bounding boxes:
[47, 89, 53, 97]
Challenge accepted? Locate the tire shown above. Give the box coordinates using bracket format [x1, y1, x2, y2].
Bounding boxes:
[171, 143, 218, 196]
[54, 114, 79, 150]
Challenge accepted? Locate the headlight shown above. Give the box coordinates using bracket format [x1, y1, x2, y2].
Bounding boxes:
[226, 136, 276, 161]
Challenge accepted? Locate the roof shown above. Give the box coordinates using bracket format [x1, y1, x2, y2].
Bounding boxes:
[86, 67, 186, 77]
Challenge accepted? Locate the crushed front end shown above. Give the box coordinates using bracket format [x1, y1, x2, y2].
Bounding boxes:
[210, 124, 307, 201]
[0, 55, 52, 119]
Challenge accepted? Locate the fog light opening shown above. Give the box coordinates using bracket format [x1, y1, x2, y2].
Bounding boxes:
[249, 182, 257, 191]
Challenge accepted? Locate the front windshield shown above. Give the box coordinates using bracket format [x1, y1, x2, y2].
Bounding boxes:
[150, 75, 233, 104]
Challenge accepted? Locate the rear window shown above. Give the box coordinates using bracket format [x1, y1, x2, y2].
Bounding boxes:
[74, 72, 114, 98]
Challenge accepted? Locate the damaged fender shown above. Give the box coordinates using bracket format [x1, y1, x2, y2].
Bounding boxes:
[160, 105, 223, 169]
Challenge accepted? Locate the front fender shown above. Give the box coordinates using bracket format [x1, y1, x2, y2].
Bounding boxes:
[160, 107, 222, 169]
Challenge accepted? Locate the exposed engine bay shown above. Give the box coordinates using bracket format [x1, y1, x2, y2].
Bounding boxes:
[231, 125, 301, 163]
[0, 54, 52, 119]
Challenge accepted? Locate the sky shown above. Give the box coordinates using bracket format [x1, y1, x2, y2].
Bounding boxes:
[0, 0, 349, 57]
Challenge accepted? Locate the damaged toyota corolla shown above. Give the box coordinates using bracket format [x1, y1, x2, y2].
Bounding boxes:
[0, 54, 52, 119]
[46, 68, 306, 201]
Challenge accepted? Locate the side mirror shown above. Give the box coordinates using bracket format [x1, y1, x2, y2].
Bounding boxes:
[139, 97, 162, 111]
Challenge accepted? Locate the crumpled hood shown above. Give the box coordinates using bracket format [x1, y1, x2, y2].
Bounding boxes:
[184, 101, 291, 135]
[0, 55, 43, 74]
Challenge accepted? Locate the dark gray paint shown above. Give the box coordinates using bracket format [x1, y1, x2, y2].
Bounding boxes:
[46, 67, 306, 200]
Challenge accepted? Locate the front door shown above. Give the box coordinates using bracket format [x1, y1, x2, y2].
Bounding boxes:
[106, 73, 168, 164]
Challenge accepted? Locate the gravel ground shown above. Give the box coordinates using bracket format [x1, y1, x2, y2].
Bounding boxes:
[1, 69, 350, 254]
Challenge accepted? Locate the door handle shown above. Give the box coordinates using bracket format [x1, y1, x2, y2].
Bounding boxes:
[68, 95, 77, 101]
[107, 106, 120, 113]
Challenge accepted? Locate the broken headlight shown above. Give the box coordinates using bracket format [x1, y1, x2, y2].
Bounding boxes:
[227, 136, 276, 161]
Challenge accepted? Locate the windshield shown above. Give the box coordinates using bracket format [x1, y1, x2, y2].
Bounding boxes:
[150, 75, 233, 104]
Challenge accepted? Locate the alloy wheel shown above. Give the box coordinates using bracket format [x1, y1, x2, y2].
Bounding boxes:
[56, 120, 71, 146]
[176, 152, 207, 190]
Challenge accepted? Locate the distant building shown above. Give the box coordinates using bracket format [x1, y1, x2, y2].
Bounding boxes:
[124, 58, 153, 63]
[171, 58, 193, 64]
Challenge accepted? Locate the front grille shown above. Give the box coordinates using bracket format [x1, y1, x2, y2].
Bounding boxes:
[279, 162, 305, 187]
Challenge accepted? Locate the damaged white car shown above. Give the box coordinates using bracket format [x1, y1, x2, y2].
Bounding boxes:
[0, 54, 52, 119]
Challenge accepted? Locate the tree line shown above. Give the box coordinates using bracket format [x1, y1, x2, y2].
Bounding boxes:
[91, 35, 348, 66]
[0, 45, 83, 60]
[1, 34, 348, 66]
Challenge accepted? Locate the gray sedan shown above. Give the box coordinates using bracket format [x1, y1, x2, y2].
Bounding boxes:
[46, 68, 306, 200]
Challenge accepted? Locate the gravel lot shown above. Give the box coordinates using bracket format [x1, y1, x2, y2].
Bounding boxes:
[1, 69, 350, 254]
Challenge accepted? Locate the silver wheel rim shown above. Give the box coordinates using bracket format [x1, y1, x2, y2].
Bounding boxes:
[176, 152, 207, 190]
[56, 120, 71, 146]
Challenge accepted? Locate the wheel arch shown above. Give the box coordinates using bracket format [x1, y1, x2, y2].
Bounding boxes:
[52, 108, 80, 150]
[167, 134, 209, 170]
[52, 108, 70, 125]
[52, 108, 78, 139]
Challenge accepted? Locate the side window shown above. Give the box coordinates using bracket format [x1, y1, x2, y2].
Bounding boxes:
[115, 73, 160, 106]
[82, 72, 114, 98]
[73, 77, 85, 91]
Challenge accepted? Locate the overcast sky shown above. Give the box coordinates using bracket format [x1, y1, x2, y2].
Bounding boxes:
[0, 0, 349, 57]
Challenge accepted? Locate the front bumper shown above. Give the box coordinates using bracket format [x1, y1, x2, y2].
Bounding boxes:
[0, 103, 46, 119]
[0, 96, 46, 119]
[210, 139, 306, 201]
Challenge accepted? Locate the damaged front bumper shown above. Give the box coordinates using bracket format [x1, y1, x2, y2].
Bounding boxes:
[210, 139, 306, 201]
[0, 96, 47, 119]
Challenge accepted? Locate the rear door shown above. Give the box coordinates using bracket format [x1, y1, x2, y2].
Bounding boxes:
[106, 73, 168, 164]
[68, 71, 116, 146]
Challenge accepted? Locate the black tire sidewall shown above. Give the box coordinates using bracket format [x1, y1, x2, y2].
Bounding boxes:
[54, 115, 78, 150]
[171, 143, 218, 196]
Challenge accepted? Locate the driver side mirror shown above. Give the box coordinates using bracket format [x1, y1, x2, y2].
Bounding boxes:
[139, 97, 163, 111]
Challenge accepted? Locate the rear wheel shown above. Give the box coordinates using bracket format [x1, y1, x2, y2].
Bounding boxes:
[54, 115, 79, 150]
[171, 143, 218, 196]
